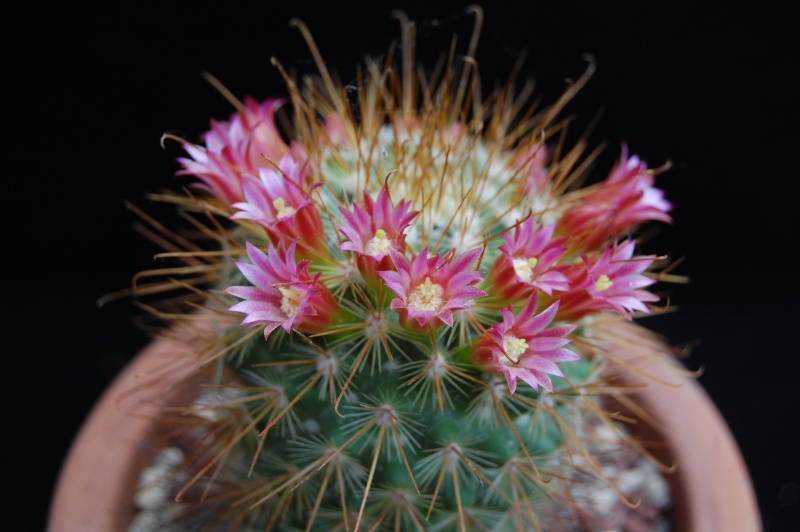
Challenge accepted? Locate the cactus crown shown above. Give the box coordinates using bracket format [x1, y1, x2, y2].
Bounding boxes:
[125, 8, 680, 531]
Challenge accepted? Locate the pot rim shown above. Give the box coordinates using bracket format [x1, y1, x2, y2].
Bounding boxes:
[48, 321, 761, 531]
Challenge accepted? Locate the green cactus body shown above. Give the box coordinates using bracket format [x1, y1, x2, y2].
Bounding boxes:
[128, 11, 675, 532]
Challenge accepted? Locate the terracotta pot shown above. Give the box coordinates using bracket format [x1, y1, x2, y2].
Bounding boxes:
[48, 322, 761, 531]
[599, 321, 762, 531]
[48, 330, 207, 532]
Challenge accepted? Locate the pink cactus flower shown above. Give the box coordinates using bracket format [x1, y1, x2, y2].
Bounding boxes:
[338, 186, 418, 278]
[557, 145, 672, 252]
[177, 98, 290, 205]
[230, 153, 323, 249]
[474, 296, 578, 393]
[555, 240, 660, 321]
[378, 247, 486, 329]
[226, 241, 337, 339]
[486, 217, 569, 300]
[177, 143, 247, 206]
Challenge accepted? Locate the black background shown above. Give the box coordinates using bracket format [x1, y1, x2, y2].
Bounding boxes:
[8, 2, 798, 530]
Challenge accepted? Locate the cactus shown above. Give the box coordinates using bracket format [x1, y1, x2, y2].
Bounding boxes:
[124, 9, 680, 531]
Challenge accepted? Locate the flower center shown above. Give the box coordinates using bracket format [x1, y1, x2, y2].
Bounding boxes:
[594, 274, 613, 291]
[512, 257, 539, 283]
[365, 228, 392, 256]
[272, 197, 296, 219]
[278, 286, 304, 317]
[501, 334, 528, 365]
[407, 276, 444, 312]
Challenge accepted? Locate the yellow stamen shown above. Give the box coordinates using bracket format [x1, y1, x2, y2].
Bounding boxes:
[272, 197, 296, 219]
[512, 257, 538, 283]
[501, 334, 528, 365]
[365, 228, 392, 256]
[278, 286, 304, 317]
[407, 277, 444, 312]
[594, 274, 613, 291]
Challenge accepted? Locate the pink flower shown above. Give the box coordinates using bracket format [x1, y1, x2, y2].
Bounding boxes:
[177, 98, 290, 205]
[474, 296, 578, 393]
[555, 240, 660, 321]
[226, 241, 337, 339]
[230, 154, 323, 249]
[603, 147, 672, 227]
[557, 145, 672, 252]
[378, 247, 486, 329]
[486, 217, 569, 299]
[338, 185, 418, 263]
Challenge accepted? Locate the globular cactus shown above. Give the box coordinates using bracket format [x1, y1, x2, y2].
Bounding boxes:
[127, 9, 678, 531]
